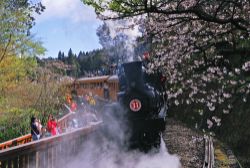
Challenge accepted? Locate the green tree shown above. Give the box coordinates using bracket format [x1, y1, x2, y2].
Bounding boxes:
[58, 51, 62, 60]
[67, 48, 74, 64]
[0, 0, 48, 142]
[0, 0, 45, 94]
[0, 0, 45, 62]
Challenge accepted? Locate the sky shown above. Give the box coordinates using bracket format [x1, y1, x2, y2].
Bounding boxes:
[31, 0, 102, 58]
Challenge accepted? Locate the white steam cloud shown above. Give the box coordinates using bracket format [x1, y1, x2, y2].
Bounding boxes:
[64, 103, 181, 168]
[105, 18, 142, 62]
[66, 136, 181, 168]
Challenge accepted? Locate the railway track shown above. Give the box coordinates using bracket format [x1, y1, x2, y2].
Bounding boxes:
[203, 135, 214, 168]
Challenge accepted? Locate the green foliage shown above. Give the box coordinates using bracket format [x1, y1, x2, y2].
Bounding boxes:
[0, 0, 45, 63]
[0, 67, 68, 142]
[54, 48, 109, 77]
[108, 1, 125, 12]
[0, 0, 54, 142]
[82, 0, 142, 14]
[82, 0, 105, 13]
[0, 108, 39, 142]
[0, 56, 36, 93]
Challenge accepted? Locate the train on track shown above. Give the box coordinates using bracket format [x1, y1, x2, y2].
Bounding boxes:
[69, 61, 168, 152]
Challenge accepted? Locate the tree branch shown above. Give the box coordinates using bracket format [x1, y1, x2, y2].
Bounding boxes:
[0, 34, 12, 64]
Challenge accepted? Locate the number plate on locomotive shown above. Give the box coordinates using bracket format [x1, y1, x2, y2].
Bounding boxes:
[129, 99, 142, 112]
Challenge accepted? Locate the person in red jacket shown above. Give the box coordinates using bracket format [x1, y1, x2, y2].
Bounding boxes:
[47, 114, 58, 136]
[70, 101, 77, 112]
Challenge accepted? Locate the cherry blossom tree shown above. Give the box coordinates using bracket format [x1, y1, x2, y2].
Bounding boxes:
[82, 0, 250, 129]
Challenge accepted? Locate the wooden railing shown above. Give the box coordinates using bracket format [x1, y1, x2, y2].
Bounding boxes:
[0, 112, 75, 151]
[0, 135, 32, 151]
[56, 112, 76, 132]
[0, 122, 102, 168]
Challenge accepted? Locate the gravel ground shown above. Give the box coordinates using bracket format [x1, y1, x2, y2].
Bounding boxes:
[214, 140, 241, 168]
[163, 118, 204, 168]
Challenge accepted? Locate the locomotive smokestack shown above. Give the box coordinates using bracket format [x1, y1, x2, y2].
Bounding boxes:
[123, 61, 144, 89]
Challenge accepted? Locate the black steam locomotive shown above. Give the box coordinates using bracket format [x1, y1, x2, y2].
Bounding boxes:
[102, 61, 167, 152]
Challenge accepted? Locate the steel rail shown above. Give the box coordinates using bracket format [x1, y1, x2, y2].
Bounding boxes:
[203, 135, 214, 168]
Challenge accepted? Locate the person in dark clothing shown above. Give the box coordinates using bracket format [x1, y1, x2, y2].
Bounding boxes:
[103, 81, 110, 100]
[31, 116, 40, 141]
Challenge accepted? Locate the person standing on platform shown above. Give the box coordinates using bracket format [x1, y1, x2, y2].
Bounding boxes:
[31, 116, 40, 141]
[47, 114, 58, 136]
[70, 101, 77, 112]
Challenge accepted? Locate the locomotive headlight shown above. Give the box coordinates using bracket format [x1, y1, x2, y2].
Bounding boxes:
[129, 99, 142, 112]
